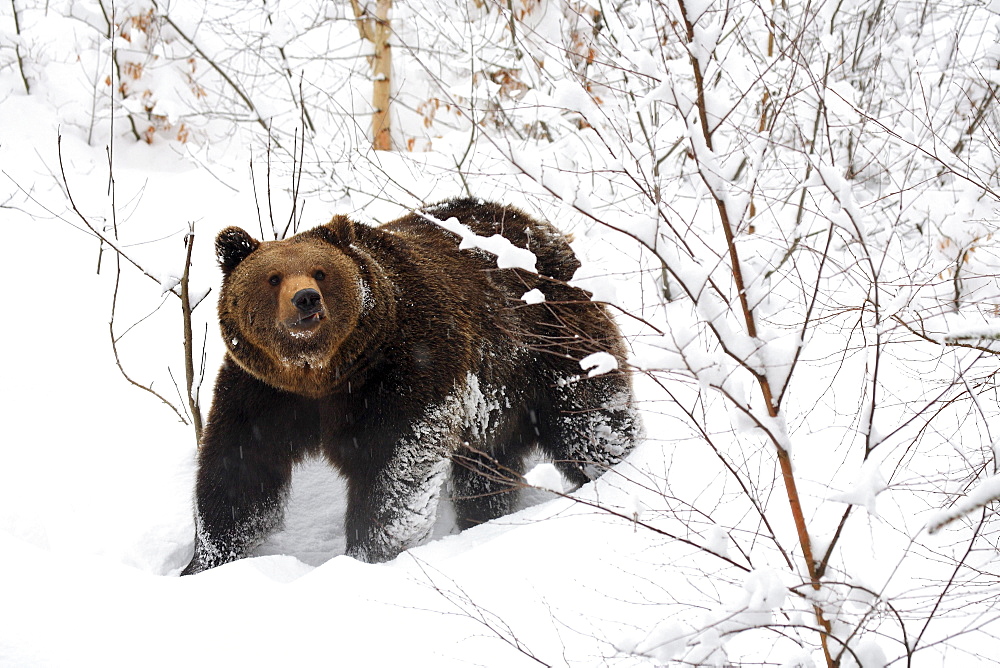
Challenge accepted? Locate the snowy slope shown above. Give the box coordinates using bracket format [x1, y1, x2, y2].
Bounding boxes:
[4, 1, 1000, 666]
[0, 64, 693, 668]
[0, 87, 781, 668]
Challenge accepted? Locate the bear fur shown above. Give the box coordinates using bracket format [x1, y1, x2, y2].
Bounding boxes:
[181, 199, 641, 574]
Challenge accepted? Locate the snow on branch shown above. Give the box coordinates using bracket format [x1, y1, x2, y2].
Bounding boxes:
[927, 475, 1000, 534]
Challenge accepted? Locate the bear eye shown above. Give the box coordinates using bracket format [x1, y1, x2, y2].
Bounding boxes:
[268, 274, 281, 286]
[314, 270, 326, 281]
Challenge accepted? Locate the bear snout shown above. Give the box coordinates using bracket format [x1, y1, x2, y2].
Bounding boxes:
[292, 288, 323, 316]
[288, 287, 326, 330]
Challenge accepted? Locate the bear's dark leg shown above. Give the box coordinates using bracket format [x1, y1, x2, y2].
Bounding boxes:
[450, 443, 527, 529]
[535, 373, 642, 487]
[342, 437, 452, 563]
[182, 365, 320, 575]
[182, 438, 295, 575]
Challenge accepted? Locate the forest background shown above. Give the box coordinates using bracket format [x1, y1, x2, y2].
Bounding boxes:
[2, 0, 1000, 665]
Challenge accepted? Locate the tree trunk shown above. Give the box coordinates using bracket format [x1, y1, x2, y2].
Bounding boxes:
[351, 0, 393, 151]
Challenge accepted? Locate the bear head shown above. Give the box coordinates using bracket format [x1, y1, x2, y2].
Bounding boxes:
[215, 215, 367, 397]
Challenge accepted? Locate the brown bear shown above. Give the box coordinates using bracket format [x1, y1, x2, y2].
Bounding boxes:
[181, 199, 641, 574]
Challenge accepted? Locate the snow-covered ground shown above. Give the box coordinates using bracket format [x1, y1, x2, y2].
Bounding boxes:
[0, 57, 705, 668]
[4, 1, 1000, 666]
[0, 100, 935, 666]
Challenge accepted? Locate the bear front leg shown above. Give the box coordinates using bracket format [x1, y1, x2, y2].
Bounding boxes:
[181, 429, 295, 575]
[343, 438, 452, 563]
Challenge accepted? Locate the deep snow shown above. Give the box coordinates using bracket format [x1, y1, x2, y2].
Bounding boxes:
[4, 1, 1000, 666]
[0, 81, 706, 668]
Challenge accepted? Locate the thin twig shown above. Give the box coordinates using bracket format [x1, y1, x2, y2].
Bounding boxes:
[149, 0, 281, 148]
[180, 224, 204, 444]
[58, 134, 173, 292]
[11, 0, 30, 94]
[109, 259, 189, 425]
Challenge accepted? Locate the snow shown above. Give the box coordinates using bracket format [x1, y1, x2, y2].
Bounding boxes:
[422, 212, 539, 272]
[831, 458, 888, 518]
[520, 287, 545, 304]
[927, 474, 1000, 534]
[3, 0, 1000, 666]
[580, 350, 619, 377]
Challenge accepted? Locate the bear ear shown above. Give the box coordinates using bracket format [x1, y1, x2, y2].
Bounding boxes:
[310, 215, 356, 247]
[216, 227, 260, 274]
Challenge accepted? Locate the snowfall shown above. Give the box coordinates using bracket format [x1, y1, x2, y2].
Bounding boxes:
[3, 1, 1000, 667]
